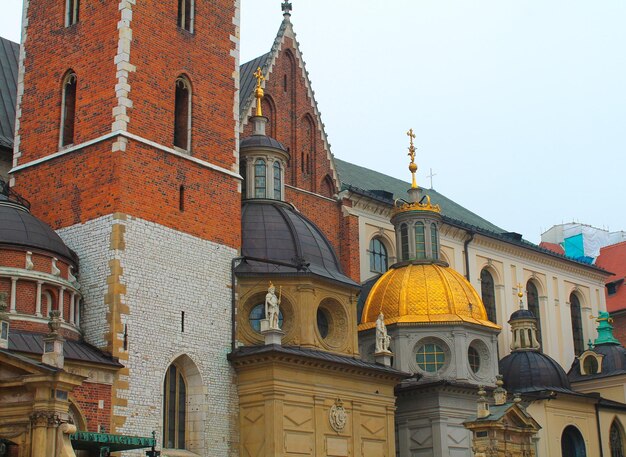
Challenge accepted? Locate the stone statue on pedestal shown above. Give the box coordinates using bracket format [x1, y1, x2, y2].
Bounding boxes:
[265, 282, 281, 330]
[375, 313, 391, 353]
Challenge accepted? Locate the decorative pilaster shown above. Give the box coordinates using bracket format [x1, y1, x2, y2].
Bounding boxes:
[9, 276, 17, 313]
[35, 280, 43, 316]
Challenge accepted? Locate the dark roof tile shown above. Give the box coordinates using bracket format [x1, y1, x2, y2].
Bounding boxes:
[0, 36, 18, 148]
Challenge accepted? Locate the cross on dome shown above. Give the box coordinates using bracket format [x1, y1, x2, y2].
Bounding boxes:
[282, 0, 292, 16]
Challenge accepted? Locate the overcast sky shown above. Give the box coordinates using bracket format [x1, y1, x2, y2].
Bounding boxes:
[2, 1, 625, 243]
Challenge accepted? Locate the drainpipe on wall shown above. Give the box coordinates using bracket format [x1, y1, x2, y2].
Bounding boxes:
[595, 401, 604, 457]
[464, 231, 475, 281]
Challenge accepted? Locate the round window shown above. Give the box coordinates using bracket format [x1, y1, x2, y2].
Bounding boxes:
[468, 346, 480, 373]
[249, 304, 283, 332]
[416, 343, 445, 372]
[317, 308, 330, 339]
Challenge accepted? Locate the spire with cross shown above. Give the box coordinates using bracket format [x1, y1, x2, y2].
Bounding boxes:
[426, 168, 437, 189]
[406, 128, 418, 189]
[282, 0, 292, 16]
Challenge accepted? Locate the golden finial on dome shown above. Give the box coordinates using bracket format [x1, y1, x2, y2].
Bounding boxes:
[253, 67, 265, 116]
[517, 283, 524, 309]
[406, 128, 418, 189]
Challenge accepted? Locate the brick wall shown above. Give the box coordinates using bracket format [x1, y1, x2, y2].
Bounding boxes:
[72, 381, 113, 432]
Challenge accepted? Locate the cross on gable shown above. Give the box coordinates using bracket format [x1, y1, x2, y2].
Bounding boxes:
[282, 1, 292, 15]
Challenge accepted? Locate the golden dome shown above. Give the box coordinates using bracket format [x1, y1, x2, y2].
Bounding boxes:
[359, 262, 500, 331]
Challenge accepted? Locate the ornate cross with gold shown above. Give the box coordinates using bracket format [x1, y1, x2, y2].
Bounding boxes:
[406, 128, 418, 188]
[253, 67, 265, 116]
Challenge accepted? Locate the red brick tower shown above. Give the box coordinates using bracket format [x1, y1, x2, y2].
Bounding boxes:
[10, 0, 241, 453]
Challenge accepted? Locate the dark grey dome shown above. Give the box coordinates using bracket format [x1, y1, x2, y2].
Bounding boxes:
[568, 343, 626, 382]
[0, 200, 77, 264]
[237, 200, 357, 286]
[500, 350, 571, 393]
[240, 134, 287, 152]
[509, 309, 536, 321]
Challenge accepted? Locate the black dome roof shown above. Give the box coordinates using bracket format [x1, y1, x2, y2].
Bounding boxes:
[509, 309, 536, 321]
[500, 350, 571, 393]
[237, 200, 357, 286]
[0, 200, 77, 264]
[240, 134, 287, 152]
[568, 343, 626, 382]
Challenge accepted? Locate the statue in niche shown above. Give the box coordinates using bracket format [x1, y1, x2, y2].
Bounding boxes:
[265, 282, 281, 330]
[375, 312, 391, 353]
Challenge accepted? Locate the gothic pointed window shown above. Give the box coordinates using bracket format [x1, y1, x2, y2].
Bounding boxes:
[163, 363, 186, 449]
[527, 280, 542, 348]
[273, 161, 282, 200]
[254, 159, 266, 198]
[60, 72, 77, 147]
[65, 0, 80, 26]
[480, 269, 497, 323]
[177, 0, 194, 32]
[611, 420, 625, 457]
[369, 238, 388, 273]
[570, 293, 584, 356]
[400, 224, 409, 261]
[430, 223, 439, 260]
[415, 222, 426, 260]
[174, 76, 192, 151]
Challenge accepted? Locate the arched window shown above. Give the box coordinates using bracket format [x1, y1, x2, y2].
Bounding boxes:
[254, 159, 266, 198]
[611, 420, 625, 457]
[369, 238, 388, 273]
[174, 76, 192, 151]
[527, 280, 542, 348]
[60, 72, 77, 147]
[480, 269, 497, 323]
[177, 0, 194, 32]
[570, 293, 584, 356]
[65, 0, 80, 26]
[415, 222, 426, 260]
[273, 161, 281, 200]
[43, 290, 55, 316]
[321, 175, 335, 198]
[561, 425, 587, 457]
[583, 355, 599, 375]
[163, 363, 186, 449]
[400, 224, 409, 261]
[430, 223, 439, 260]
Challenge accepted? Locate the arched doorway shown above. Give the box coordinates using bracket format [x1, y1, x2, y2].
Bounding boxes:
[561, 425, 586, 457]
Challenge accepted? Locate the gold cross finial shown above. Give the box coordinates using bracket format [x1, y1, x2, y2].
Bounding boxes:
[253, 67, 265, 116]
[406, 129, 418, 188]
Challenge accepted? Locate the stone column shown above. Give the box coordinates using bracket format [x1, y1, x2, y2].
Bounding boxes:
[431, 417, 448, 457]
[69, 293, 76, 325]
[10, 277, 17, 313]
[495, 284, 507, 357]
[30, 412, 54, 457]
[35, 281, 43, 316]
[314, 396, 325, 454]
[58, 287, 65, 320]
[352, 401, 362, 456]
[453, 329, 469, 381]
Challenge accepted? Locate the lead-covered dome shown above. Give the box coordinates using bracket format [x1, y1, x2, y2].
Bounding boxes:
[237, 200, 356, 286]
[358, 261, 500, 330]
[0, 197, 77, 264]
[500, 350, 571, 393]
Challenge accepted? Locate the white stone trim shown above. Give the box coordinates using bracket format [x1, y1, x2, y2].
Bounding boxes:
[7, 312, 80, 332]
[285, 184, 336, 203]
[111, 0, 136, 152]
[231, 0, 242, 176]
[0, 267, 81, 293]
[11, 131, 242, 180]
[11, 0, 32, 184]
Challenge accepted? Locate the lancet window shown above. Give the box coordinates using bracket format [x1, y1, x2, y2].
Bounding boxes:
[60, 71, 77, 147]
[174, 76, 192, 151]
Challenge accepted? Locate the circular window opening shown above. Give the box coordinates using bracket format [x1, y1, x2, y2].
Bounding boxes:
[416, 343, 445, 373]
[249, 304, 283, 332]
[317, 308, 330, 339]
[583, 355, 598, 375]
[468, 346, 480, 373]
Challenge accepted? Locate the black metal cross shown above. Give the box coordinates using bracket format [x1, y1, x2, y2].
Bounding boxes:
[282, 0, 292, 15]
